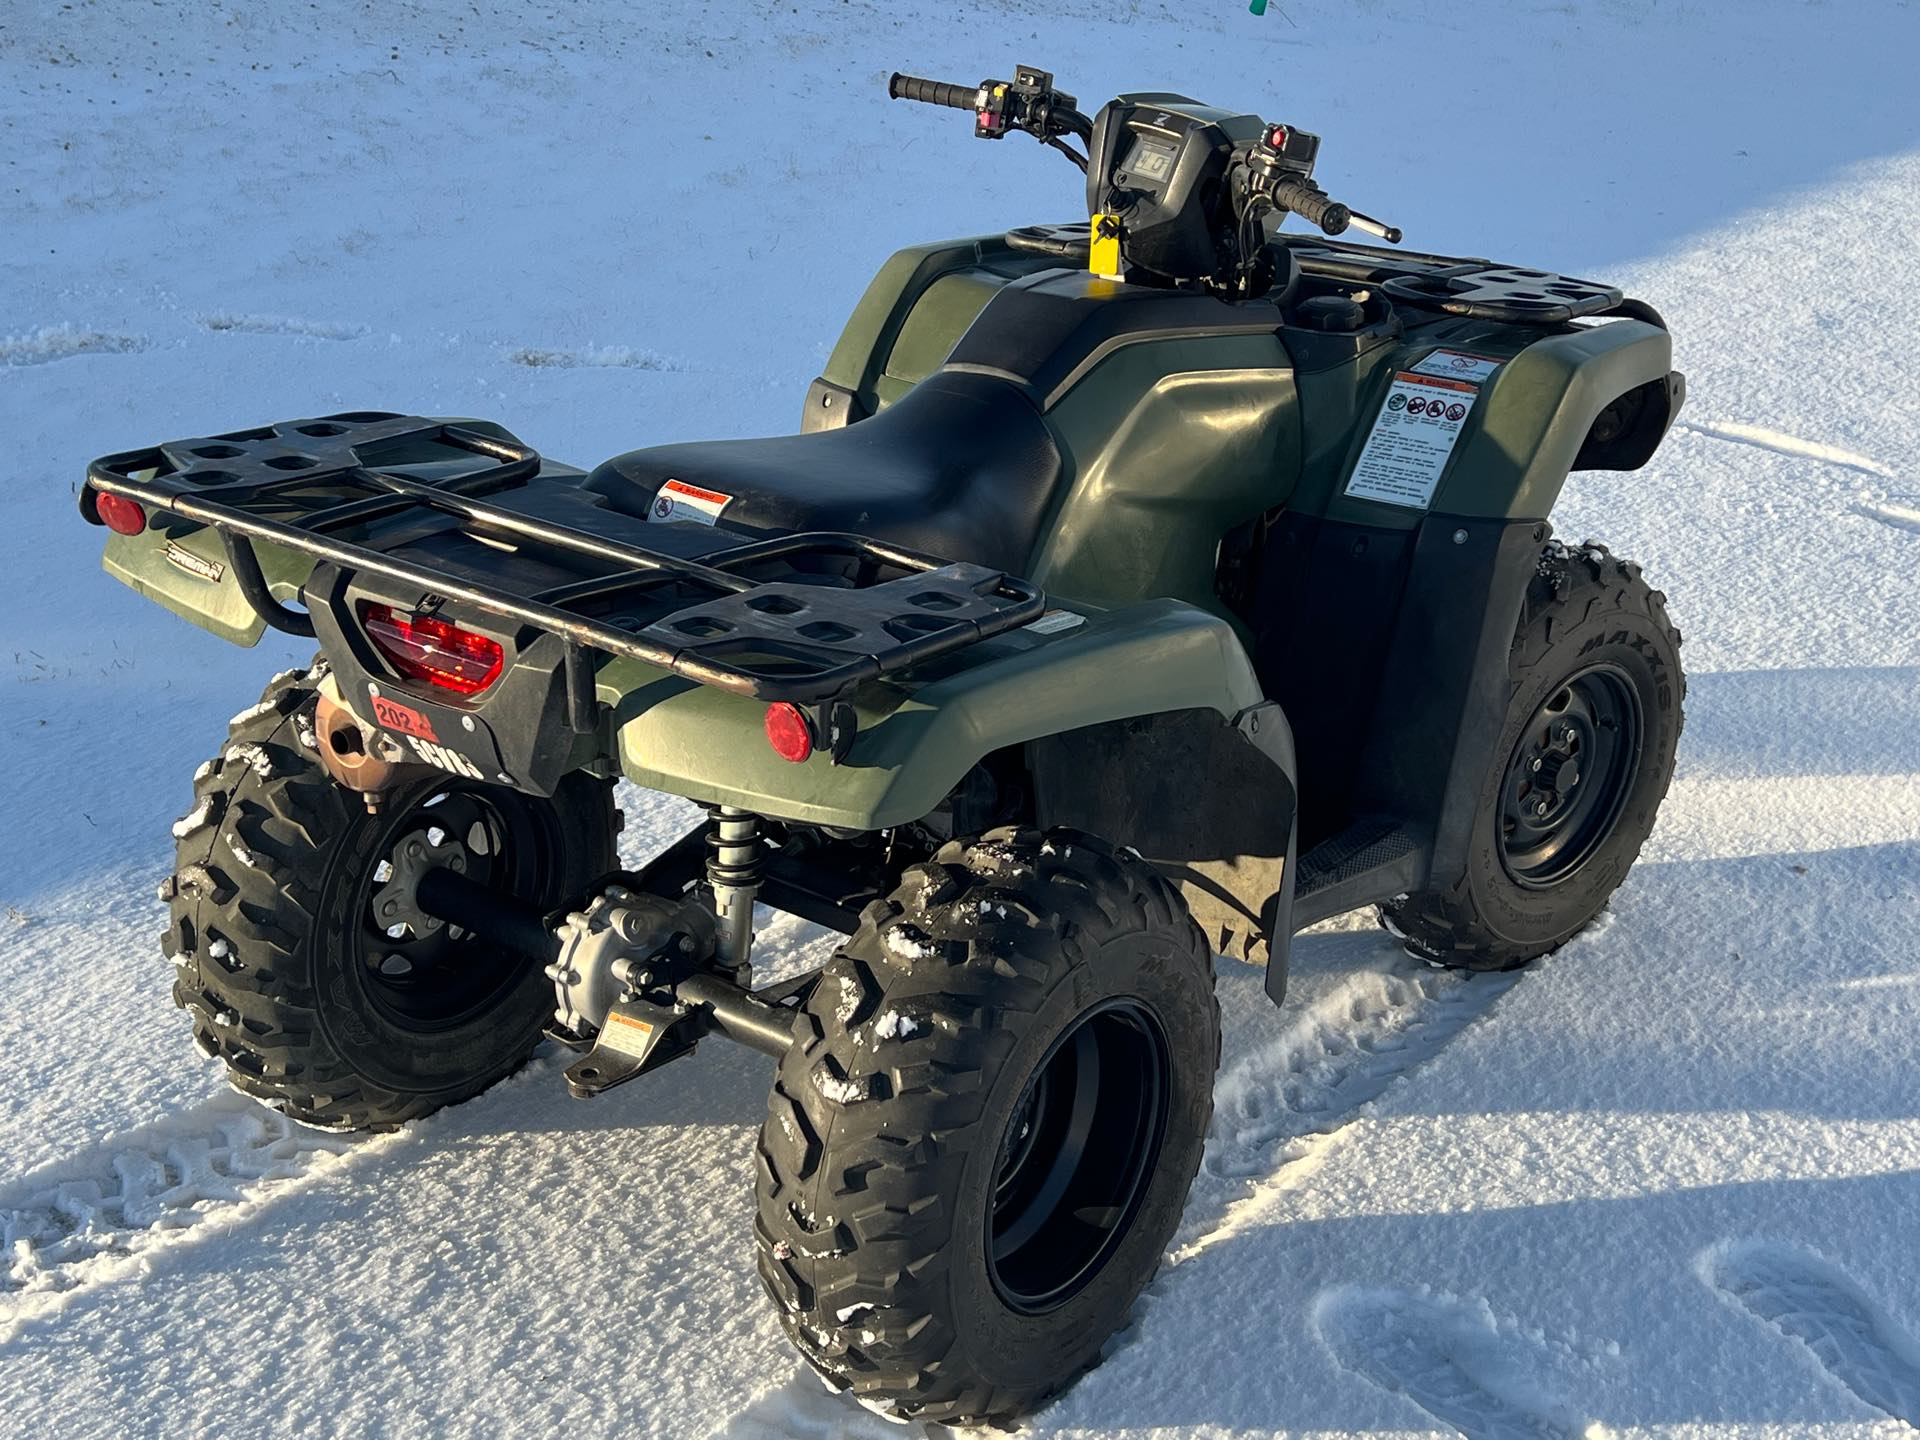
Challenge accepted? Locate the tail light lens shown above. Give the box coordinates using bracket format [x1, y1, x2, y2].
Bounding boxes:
[96, 492, 148, 535]
[764, 702, 815, 763]
[360, 603, 505, 696]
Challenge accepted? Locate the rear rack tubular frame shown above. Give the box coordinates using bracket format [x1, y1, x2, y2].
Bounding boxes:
[86, 414, 1046, 704]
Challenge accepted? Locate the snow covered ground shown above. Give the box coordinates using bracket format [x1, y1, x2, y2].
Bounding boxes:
[4, 0, 1919, 1435]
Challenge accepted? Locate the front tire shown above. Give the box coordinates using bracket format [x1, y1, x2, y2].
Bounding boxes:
[755, 828, 1220, 1426]
[161, 664, 615, 1130]
[1380, 541, 1685, 970]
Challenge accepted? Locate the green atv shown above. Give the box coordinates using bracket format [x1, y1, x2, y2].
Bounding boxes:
[82, 65, 1685, 1425]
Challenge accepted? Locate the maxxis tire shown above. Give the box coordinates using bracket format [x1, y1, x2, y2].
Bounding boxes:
[160, 664, 615, 1130]
[754, 827, 1220, 1426]
[1379, 540, 1685, 971]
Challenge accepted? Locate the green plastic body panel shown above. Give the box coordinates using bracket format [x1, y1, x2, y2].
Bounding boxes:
[101, 527, 312, 647]
[1035, 337, 1299, 615]
[599, 599, 1263, 831]
[818, 236, 1064, 415]
[1287, 316, 1673, 528]
[1434, 319, 1672, 517]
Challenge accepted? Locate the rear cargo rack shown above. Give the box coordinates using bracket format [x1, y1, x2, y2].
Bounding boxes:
[85, 412, 1046, 704]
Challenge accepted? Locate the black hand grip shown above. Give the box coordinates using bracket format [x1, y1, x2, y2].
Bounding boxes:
[888, 73, 981, 111]
[1270, 179, 1351, 236]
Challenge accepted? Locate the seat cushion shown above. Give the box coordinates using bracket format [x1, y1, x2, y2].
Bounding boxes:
[584, 373, 1062, 577]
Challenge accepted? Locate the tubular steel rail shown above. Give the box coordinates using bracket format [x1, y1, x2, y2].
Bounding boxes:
[85, 413, 1046, 703]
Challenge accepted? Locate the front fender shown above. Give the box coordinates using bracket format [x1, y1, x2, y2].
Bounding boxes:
[1436, 317, 1677, 518]
[599, 598, 1266, 832]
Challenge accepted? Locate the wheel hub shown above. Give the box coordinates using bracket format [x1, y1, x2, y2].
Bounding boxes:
[1498, 666, 1643, 888]
[348, 786, 552, 1029]
[371, 823, 475, 954]
[986, 998, 1171, 1315]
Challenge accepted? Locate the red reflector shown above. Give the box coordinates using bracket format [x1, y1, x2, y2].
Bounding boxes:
[764, 703, 814, 763]
[96, 492, 147, 536]
[359, 603, 505, 696]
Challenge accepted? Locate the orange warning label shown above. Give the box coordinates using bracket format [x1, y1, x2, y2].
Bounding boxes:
[599, 1010, 656, 1056]
[649, 477, 733, 526]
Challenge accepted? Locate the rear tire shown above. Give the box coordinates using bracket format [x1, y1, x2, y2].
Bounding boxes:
[754, 827, 1219, 1426]
[1379, 541, 1684, 970]
[161, 664, 615, 1130]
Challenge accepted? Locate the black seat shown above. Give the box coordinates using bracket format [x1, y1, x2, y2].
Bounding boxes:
[584, 373, 1062, 577]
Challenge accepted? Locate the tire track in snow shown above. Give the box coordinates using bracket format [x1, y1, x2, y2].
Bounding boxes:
[1674, 418, 1920, 541]
[1313, 1286, 1608, 1440]
[1203, 959, 1519, 1182]
[1700, 1239, 1920, 1427]
[1175, 956, 1522, 1258]
[1853, 498, 1920, 536]
[0, 324, 148, 367]
[506, 343, 687, 371]
[196, 312, 368, 340]
[0, 1092, 374, 1340]
[710, 1373, 923, 1440]
[1674, 418, 1898, 481]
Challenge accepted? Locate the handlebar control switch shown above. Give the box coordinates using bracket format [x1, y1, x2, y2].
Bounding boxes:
[975, 65, 1076, 142]
[1246, 120, 1322, 205]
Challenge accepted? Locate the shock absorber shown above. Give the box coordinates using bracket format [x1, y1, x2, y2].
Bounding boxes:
[706, 806, 762, 975]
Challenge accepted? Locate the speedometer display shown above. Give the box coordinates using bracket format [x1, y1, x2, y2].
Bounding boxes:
[1125, 138, 1177, 183]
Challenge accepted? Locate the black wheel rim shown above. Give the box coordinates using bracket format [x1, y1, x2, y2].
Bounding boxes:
[987, 997, 1171, 1315]
[346, 782, 561, 1032]
[1498, 663, 1644, 889]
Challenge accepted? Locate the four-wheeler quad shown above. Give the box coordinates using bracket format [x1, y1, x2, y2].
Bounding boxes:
[81, 64, 1686, 1424]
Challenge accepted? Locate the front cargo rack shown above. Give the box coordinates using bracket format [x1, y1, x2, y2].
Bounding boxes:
[85, 412, 1047, 704]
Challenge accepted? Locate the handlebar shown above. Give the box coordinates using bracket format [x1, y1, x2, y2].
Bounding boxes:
[888, 73, 980, 111]
[1269, 179, 1351, 237]
[888, 64, 1090, 158]
[1266, 178, 1402, 245]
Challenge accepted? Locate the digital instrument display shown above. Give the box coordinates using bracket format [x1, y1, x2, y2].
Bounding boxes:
[1125, 137, 1177, 184]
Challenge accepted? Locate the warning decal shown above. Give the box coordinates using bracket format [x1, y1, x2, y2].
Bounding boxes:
[1410, 348, 1504, 383]
[1344, 372, 1481, 510]
[649, 477, 732, 526]
[598, 1010, 656, 1057]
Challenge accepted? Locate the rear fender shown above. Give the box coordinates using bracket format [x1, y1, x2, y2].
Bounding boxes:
[601, 598, 1268, 832]
[85, 414, 540, 647]
[98, 526, 311, 647]
[602, 597, 1298, 988]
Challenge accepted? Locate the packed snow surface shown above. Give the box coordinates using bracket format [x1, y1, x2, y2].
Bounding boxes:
[4, 1, 1919, 1436]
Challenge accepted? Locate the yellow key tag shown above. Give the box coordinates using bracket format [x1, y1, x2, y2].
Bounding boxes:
[1089, 212, 1123, 280]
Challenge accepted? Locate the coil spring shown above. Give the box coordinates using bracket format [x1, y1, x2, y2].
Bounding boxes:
[705, 808, 763, 890]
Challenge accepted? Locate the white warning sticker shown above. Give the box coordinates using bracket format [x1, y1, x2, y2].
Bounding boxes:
[1344, 372, 1481, 510]
[1023, 609, 1086, 636]
[1410, 348, 1504, 383]
[649, 477, 732, 526]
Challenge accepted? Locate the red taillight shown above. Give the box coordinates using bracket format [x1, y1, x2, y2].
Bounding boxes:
[360, 604, 504, 696]
[96, 492, 147, 536]
[764, 702, 814, 763]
